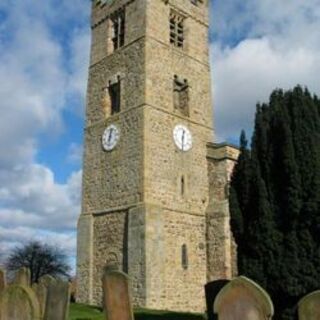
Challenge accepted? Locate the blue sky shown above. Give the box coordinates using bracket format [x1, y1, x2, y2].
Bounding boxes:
[1, 0, 320, 269]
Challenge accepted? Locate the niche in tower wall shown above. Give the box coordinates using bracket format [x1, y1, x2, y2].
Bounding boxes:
[109, 79, 121, 115]
[174, 75, 189, 117]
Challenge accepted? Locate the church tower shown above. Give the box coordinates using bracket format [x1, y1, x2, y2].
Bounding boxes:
[77, 0, 237, 312]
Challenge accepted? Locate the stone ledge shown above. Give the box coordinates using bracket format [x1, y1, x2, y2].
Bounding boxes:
[207, 142, 239, 161]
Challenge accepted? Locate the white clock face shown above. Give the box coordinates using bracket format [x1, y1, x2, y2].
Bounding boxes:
[102, 125, 120, 151]
[173, 125, 193, 151]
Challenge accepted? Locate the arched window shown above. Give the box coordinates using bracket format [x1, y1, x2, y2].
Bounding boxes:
[182, 244, 188, 270]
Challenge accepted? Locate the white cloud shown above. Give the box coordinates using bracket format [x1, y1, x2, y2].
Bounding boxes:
[0, 165, 82, 230]
[0, 0, 89, 262]
[68, 29, 91, 107]
[211, 0, 320, 141]
[67, 143, 83, 164]
[0, 166, 82, 262]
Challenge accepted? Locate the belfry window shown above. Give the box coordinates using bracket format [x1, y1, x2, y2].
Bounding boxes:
[170, 11, 184, 48]
[173, 75, 189, 116]
[109, 78, 121, 114]
[182, 244, 188, 270]
[111, 8, 125, 51]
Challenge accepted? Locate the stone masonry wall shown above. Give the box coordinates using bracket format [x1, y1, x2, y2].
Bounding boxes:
[206, 144, 239, 282]
[92, 211, 128, 305]
[159, 210, 207, 312]
[77, 0, 234, 313]
[82, 107, 144, 214]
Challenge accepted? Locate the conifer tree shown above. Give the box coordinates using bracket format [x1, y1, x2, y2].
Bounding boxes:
[230, 86, 320, 320]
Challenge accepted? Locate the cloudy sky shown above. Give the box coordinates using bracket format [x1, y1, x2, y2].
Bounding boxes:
[0, 0, 320, 270]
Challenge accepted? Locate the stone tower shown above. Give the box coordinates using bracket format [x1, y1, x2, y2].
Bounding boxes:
[77, 0, 238, 313]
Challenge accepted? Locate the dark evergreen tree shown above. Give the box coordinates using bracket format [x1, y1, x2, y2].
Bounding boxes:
[230, 86, 320, 320]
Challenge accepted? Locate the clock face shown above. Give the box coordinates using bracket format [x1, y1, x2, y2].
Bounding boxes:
[102, 124, 120, 151]
[173, 125, 193, 151]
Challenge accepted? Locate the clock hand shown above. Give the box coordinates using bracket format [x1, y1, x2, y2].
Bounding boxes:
[108, 128, 113, 143]
[182, 130, 185, 151]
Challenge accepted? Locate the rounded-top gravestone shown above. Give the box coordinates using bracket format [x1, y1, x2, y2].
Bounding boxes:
[298, 290, 320, 320]
[43, 279, 70, 320]
[33, 275, 56, 318]
[0, 285, 41, 320]
[13, 267, 31, 287]
[214, 276, 274, 320]
[102, 269, 134, 320]
[0, 268, 6, 296]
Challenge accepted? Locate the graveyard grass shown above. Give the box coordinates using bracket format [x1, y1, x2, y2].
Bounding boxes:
[69, 303, 206, 320]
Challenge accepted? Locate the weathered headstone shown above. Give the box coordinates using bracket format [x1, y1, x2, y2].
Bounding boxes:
[298, 290, 320, 320]
[43, 279, 70, 320]
[13, 267, 31, 287]
[33, 275, 56, 318]
[0, 268, 6, 296]
[214, 276, 274, 320]
[102, 270, 134, 320]
[0, 285, 41, 320]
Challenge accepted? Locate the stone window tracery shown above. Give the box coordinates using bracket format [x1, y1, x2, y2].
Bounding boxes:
[170, 11, 184, 48]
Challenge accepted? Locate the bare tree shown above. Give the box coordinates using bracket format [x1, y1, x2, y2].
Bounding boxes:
[5, 240, 71, 284]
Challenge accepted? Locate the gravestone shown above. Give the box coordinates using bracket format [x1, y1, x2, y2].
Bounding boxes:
[33, 275, 56, 318]
[214, 276, 274, 320]
[43, 279, 70, 320]
[205, 280, 230, 320]
[13, 267, 31, 287]
[102, 270, 134, 320]
[298, 290, 320, 320]
[0, 285, 41, 320]
[0, 268, 6, 295]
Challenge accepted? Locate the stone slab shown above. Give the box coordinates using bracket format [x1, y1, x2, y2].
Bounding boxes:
[33, 275, 56, 318]
[102, 270, 134, 320]
[214, 276, 274, 320]
[13, 267, 31, 287]
[298, 290, 320, 320]
[0, 285, 41, 320]
[0, 268, 6, 296]
[43, 280, 70, 320]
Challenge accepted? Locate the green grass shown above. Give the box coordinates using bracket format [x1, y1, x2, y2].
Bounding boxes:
[69, 304, 104, 320]
[69, 303, 206, 320]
